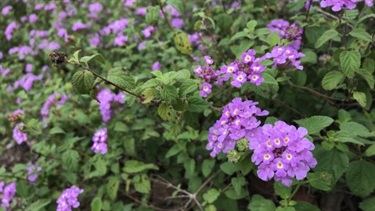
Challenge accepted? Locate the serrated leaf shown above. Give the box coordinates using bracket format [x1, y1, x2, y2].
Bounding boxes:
[180, 80, 198, 96]
[349, 28, 372, 42]
[295, 116, 334, 135]
[72, 70, 95, 94]
[160, 85, 178, 103]
[307, 172, 333, 191]
[174, 32, 192, 55]
[321, 71, 344, 90]
[25, 199, 51, 211]
[157, 103, 174, 121]
[203, 189, 220, 203]
[353, 91, 366, 107]
[107, 177, 120, 201]
[248, 194, 276, 211]
[187, 95, 209, 112]
[62, 150, 80, 171]
[123, 160, 159, 173]
[357, 68, 375, 89]
[80, 53, 105, 64]
[91, 197, 102, 211]
[107, 69, 136, 90]
[315, 29, 340, 48]
[340, 122, 374, 138]
[313, 147, 349, 181]
[340, 50, 361, 78]
[346, 160, 375, 197]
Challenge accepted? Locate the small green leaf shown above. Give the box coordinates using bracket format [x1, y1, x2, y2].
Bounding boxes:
[187, 95, 209, 112]
[62, 150, 80, 171]
[220, 162, 236, 175]
[107, 69, 136, 90]
[346, 160, 375, 197]
[307, 172, 333, 191]
[174, 32, 192, 55]
[314, 147, 349, 181]
[247, 20, 257, 31]
[315, 29, 340, 48]
[203, 188, 220, 203]
[165, 143, 184, 158]
[123, 160, 159, 173]
[248, 194, 276, 211]
[274, 182, 291, 199]
[294, 201, 320, 211]
[357, 69, 375, 89]
[232, 177, 246, 195]
[91, 197, 102, 211]
[157, 103, 174, 121]
[184, 158, 195, 178]
[166, 0, 183, 14]
[267, 33, 280, 46]
[340, 50, 361, 78]
[340, 122, 374, 138]
[16, 180, 29, 197]
[80, 53, 105, 64]
[365, 144, 375, 157]
[160, 85, 178, 103]
[107, 177, 120, 201]
[134, 175, 151, 193]
[25, 199, 51, 211]
[359, 197, 375, 211]
[295, 116, 334, 135]
[145, 6, 159, 25]
[321, 71, 344, 90]
[353, 91, 366, 107]
[202, 159, 215, 177]
[72, 70, 95, 94]
[349, 28, 373, 42]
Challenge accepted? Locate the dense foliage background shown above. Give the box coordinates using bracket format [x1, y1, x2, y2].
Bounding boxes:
[0, 0, 375, 210]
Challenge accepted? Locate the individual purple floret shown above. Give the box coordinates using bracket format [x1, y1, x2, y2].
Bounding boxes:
[263, 46, 305, 70]
[13, 123, 27, 144]
[91, 128, 108, 154]
[56, 186, 84, 211]
[206, 97, 269, 157]
[27, 163, 42, 183]
[0, 182, 16, 208]
[248, 121, 317, 186]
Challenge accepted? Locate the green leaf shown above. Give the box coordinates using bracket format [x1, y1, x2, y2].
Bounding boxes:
[359, 197, 375, 211]
[107, 69, 136, 90]
[107, 177, 120, 201]
[174, 32, 192, 55]
[357, 68, 375, 89]
[62, 150, 80, 171]
[157, 103, 174, 121]
[346, 160, 375, 197]
[224, 187, 247, 200]
[134, 175, 151, 193]
[216, 13, 233, 30]
[274, 182, 291, 199]
[365, 144, 375, 157]
[220, 162, 236, 175]
[25, 199, 51, 211]
[166, 0, 183, 14]
[349, 28, 373, 42]
[202, 159, 215, 177]
[72, 70, 95, 94]
[187, 95, 209, 112]
[231, 177, 246, 195]
[340, 122, 374, 138]
[62, 172, 77, 184]
[80, 53, 105, 64]
[160, 85, 178, 103]
[340, 50, 361, 78]
[91, 197, 102, 211]
[123, 160, 159, 173]
[145, 6, 159, 25]
[180, 79, 198, 96]
[16, 180, 29, 197]
[294, 201, 320, 211]
[49, 126, 66, 135]
[295, 116, 334, 135]
[165, 143, 184, 158]
[307, 172, 333, 191]
[231, 31, 248, 42]
[184, 158, 195, 178]
[203, 188, 220, 203]
[267, 33, 280, 46]
[353, 91, 366, 107]
[248, 194, 276, 211]
[321, 71, 344, 90]
[313, 147, 349, 181]
[301, 49, 317, 64]
[315, 29, 340, 48]
[247, 20, 257, 31]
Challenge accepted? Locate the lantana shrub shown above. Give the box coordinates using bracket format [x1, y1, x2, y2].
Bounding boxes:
[0, 0, 375, 210]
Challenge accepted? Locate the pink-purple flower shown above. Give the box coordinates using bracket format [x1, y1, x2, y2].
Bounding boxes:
[248, 121, 317, 186]
[27, 163, 42, 183]
[56, 186, 84, 211]
[92, 128, 108, 154]
[97, 89, 125, 122]
[0, 182, 16, 208]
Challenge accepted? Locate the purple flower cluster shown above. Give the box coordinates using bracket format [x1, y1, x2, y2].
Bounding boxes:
[248, 121, 317, 186]
[40, 92, 69, 122]
[56, 186, 84, 211]
[0, 65, 11, 77]
[0, 182, 16, 208]
[27, 163, 42, 183]
[267, 19, 303, 50]
[263, 46, 305, 70]
[165, 5, 184, 29]
[13, 123, 28, 145]
[97, 89, 125, 123]
[92, 128, 108, 154]
[195, 50, 266, 98]
[308, 0, 373, 11]
[206, 98, 269, 157]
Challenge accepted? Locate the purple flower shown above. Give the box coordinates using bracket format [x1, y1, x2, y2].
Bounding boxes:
[97, 89, 125, 122]
[72, 22, 87, 31]
[92, 128, 108, 154]
[56, 186, 84, 211]
[2, 5, 12, 15]
[309, 0, 373, 11]
[138, 41, 146, 51]
[13, 123, 27, 144]
[152, 61, 161, 71]
[29, 14, 38, 23]
[40, 92, 69, 122]
[25, 63, 33, 73]
[89, 2, 102, 13]
[0, 51, 3, 60]
[231, 71, 247, 88]
[0, 65, 10, 77]
[206, 97, 268, 157]
[264, 46, 305, 70]
[204, 56, 214, 65]
[171, 18, 184, 28]
[44, 3, 56, 11]
[123, 0, 136, 7]
[200, 82, 212, 98]
[142, 26, 155, 38]
[249, 121, 317, 186]
[35, 4, 44, 10]
[267, 19, 303, 50]
[166, 5, 180, 17]
[27, 163, 42, 183]
[5, 21, 18, 41]
[135, 7, 147, 16]
[0, 182, 16, 208]
[90, 34, 100, 47]
[113, 34, 128, 47]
